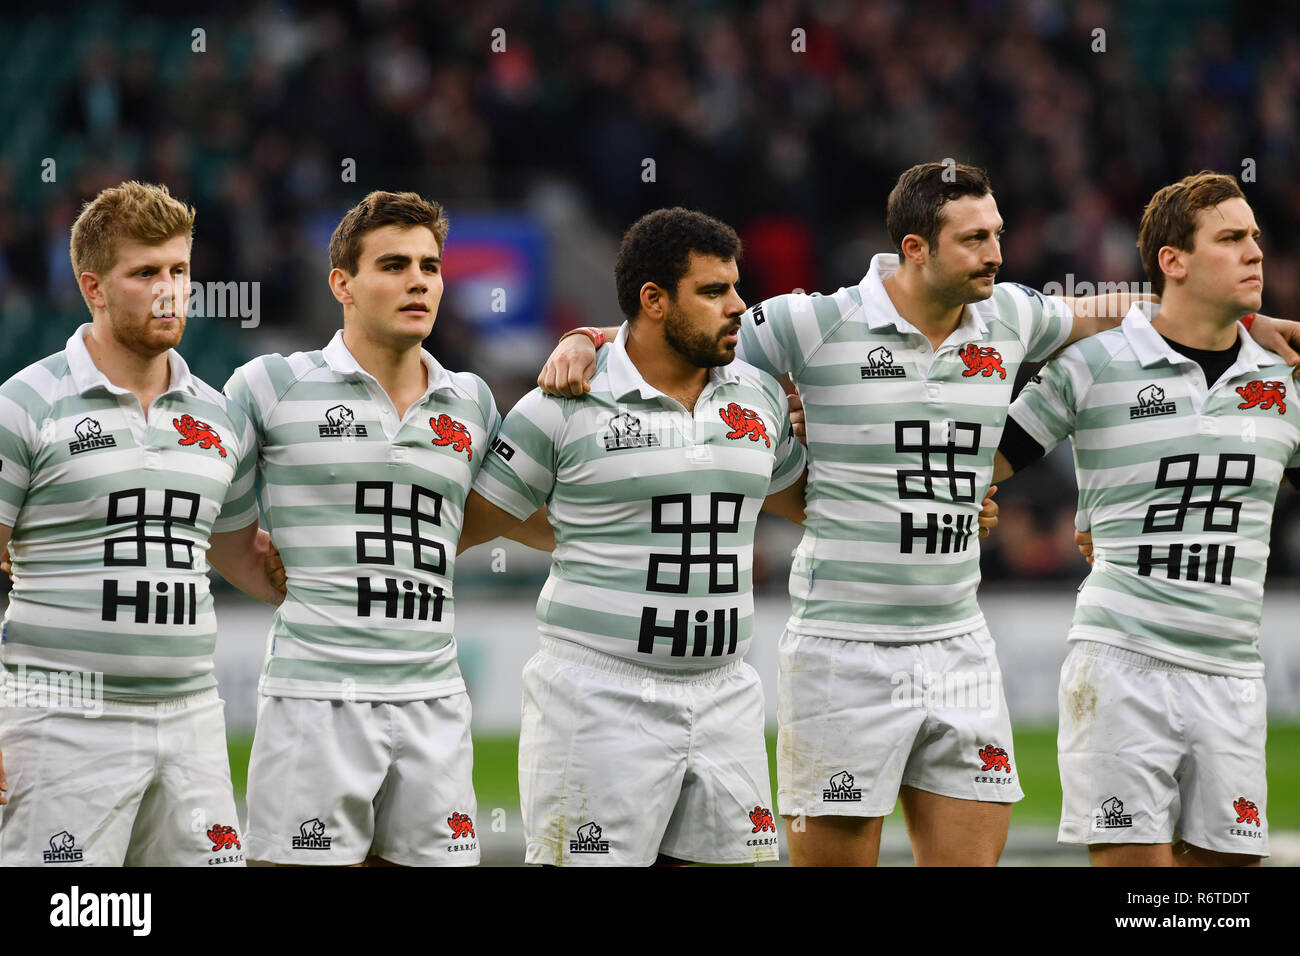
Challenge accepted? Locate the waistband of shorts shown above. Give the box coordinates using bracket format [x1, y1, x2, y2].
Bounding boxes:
[1071, 640, 1193, 672]
[538, 637, 747, 683]
[94, 686, 221, 715]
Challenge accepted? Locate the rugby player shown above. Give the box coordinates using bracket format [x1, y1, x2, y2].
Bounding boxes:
[0, 181, 280, 866]
[460, 208, 808, 865]
[995, 172, 1300, 866]
[539, 163, 1300, 866]
[225, 191, 550, 867]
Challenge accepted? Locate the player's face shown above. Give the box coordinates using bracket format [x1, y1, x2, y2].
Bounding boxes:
[1178, 198, 1263, 315]
[662, 253, 746, 368]
[337, 224, 444, 348]
[97, 234, 191, 358]
[925, 194, 1003, 305]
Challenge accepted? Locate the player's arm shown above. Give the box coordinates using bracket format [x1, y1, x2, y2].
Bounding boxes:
[539, 327, 620, 398]
[1058, 292, 1156, 347]
[459, 491, 551, 553]
[207, 521, 285, 605]
[762, 469, 806, 523]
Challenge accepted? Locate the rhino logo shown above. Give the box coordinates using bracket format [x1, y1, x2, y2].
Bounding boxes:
[861, 345, 906, 378]
[867, 346, 893, 368]
[68, 417, 116, 454]
[1137, 385, 1164, 407]
[326, 404, 354, 426]
[42, 830, 83, 863]
[823, 769, 863, 802]
[604, 411, 658, 450]
[1130, 384, 1176, 418]
[74, 417, 101, 440]
[1096, 795, 1133, 828]
[570, 820, 610, 853]
[292, 817, 332, 850]
[320, 404, 366, 437]
[49, 830, 75, 852]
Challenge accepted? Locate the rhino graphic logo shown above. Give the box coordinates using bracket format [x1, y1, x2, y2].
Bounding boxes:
[570, 820, 610, 854]
[74, 417, 101, 440]
[42, 830, 83, 863]
[68, 417, 116, 454]
[861, 345, 906, 379]
[1130, 383, 1176, 418]
[292, 817, 332, 850]
[327, 404, 354, 426]
[1096, 796, 1133, 829]
[50, 831, 75, 852]
[604, 411, 658, 451]
[320, 404, 367, 437]
[823, 770, 863, 801]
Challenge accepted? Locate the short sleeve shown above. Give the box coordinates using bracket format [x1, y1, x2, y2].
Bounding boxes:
[999, 282, 1074, 362]
[0, 382, 37, 527]
[1006, 348, 1091, 456]
[472, 388, 563, 520]
[766, 386, 806, 494]
[212, 403, 260, 532]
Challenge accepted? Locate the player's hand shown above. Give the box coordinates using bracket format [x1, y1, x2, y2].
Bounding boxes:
[1075, 529, 1094, 565]
[265, 539, 286, 594]
[787, 388, 807, 445]
[539, 334, 598, 398]
[0, 546, 10, 580]
[978, 485, 999, 539]
[0, 746, 8, 805]
[1248, 315, 1300, 377]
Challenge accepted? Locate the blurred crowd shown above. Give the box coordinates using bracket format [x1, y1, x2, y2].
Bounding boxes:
[1, 0, 1297, 582]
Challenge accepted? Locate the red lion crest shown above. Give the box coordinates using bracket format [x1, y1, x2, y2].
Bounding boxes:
[207, 824, 241, 851]
[749, 805, 776, 833]
[430, 414, 473, 460]
[1236, 380, 1287, 414]
[1233, 797, 1261, 826]
[979, 744, 1012, 773]
[448, 811, 476, 839]
[959, 344, 1007, 379]
[719, 403, 771, 447]
[173, 414, 227, 457]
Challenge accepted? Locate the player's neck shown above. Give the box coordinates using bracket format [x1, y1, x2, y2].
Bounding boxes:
[625, 321, 708, 411]
[342, 326, 428, 417]
[882, 271, 964, 350]
[83, 320, 172, 412]
[1150, 293, 1241, 351]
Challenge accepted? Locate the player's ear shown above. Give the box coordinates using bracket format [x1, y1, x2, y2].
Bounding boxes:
[899, 234, 928, 267]
[328, 267, 354, 306]
[80, 272, 107, 310]
[638, 281, 669, 323]
[1157, 245, 1186, 286]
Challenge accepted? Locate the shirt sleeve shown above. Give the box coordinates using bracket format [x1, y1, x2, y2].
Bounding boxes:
[472, 388, 563, 520]
[999, 282, 1074, 362]
[212, 401, 260, 533]
[736, 294, 802, 378]
[766, 385, 807, 494]
[1006, 349, 1091, 456]
[0, 381, 37, 528]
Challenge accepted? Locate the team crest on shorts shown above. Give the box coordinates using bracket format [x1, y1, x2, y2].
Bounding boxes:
[207, 823, 245, 864]
[974, 743, 1014, 785]
[1236, 380, 1286, 414]
[1093, 796, 1133, 830]
[292, 817, 332, 850]
[1229, 796, 1263, 839]
[430, 414, 473, 459]
[42, 830, 84, 863]
[447, 811, 477, 853]
[173, 414, 227, 457]
[823, 771, 862, 802]
[959, 344, 1006, 379]
[747, 805, 778, 847]
[68, 417, 117, 455]
[1130, 384, 1177, 418]
[570, 821, 610, 854]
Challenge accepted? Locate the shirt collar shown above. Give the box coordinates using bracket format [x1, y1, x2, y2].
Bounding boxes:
[321, 329, 465, 399]
[1122, 301, 1271, 372]
[65, 322, 196, 397]
[856, 253, 990, 341]
[605, 322, 741, 402]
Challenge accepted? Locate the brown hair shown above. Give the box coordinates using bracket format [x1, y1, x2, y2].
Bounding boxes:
[886, 162, 992, 257]
[1137, 171, 1247, 295]
[329, 191, 450, 275]
[69, 181, 195, 309]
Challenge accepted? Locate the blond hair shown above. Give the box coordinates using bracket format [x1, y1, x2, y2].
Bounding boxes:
[69, 181, 195, 310]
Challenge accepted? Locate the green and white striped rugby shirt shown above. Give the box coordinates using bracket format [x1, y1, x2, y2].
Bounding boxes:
[0, 325, 258, 698]
[224, 331, 500, 701]
[1009, 302, 1300, 677]
[473, 325, 806, 669]
[737, 253, 1074, 641]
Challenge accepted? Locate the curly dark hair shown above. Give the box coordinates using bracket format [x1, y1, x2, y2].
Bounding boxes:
[886, 161, 992, 257]
[614, 208, 742, 319]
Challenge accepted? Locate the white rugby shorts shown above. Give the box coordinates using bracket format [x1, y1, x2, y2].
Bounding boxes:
[0, 686, 244, 866]
[519, 637, 779, 866]
[244, 693, 478, 866]
[777, 625, 1024, 817]
[1057, 640, 1268, 856]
